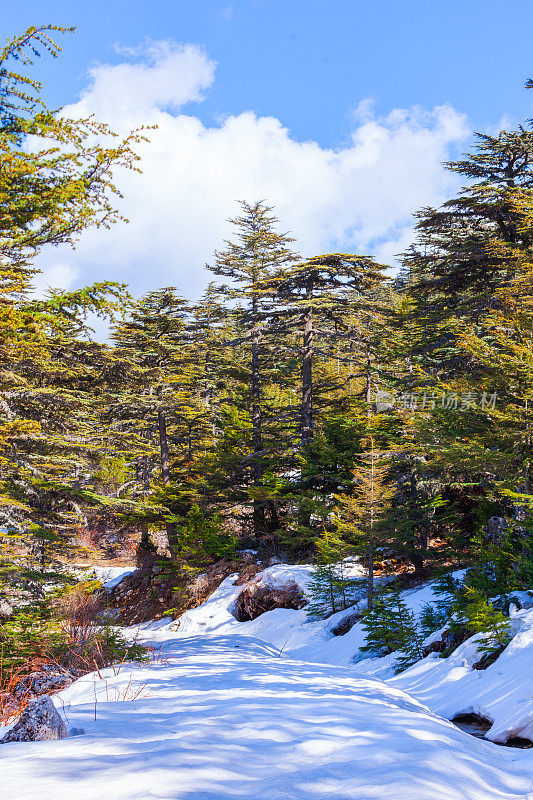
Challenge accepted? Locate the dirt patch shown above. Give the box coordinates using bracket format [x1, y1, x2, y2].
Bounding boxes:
[233, 580, 307, 622]
[108, 558, 257, 625]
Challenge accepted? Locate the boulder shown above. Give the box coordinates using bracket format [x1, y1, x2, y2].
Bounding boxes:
[421, 624, 473, 658]
[0, 599, 13, 618]
[13, 666, 73, 701]
[1, 696, 67, 743]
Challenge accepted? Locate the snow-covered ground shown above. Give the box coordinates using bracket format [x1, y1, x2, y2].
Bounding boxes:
[164, 564, 533, 743]
[3, 564, 533, 799]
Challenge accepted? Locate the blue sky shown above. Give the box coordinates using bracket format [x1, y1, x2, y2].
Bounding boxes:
[6, 0, 533, 145]
[4, 0, 533, 301]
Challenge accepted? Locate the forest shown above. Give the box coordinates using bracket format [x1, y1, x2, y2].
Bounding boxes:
[2, 22, 533, 755]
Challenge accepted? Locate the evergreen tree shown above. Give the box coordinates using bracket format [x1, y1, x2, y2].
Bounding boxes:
[361, 589, 424, 673]
[306, 527, 358, 619]
[0, 26, 141, 590]
[335, 435, 395, 609]
[270, 253, 388, 444]
[108, 288, 210, 555]
[207, 201, 299, 536]
[458, 588, 511, 659]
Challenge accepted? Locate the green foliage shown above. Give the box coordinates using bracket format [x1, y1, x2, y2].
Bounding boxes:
[174, 505, 237, 565]
[95, 457, 130, 493]
[306, 529, 360, 619]
[2, 23, 533, 689]
[456, 587, 512, 658]
[0, 599, 147, 678]
[419, 603, 448, 639]
[63, 579, 104, 597]
[0, 24, 142, 585]
[0, 605, 60, 672]
[335, 432, 395, 609]
[361, 588, 425, 673]
[432, 573, 512, 661]
[467, 525, 533, 596]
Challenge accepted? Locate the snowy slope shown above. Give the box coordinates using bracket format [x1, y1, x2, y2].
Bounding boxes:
[393, 606, 533, 744]
[167, 564, 533, 742]
[168, 564, 450, 673]
[81, 565, 136, 590]
[3, 634, 533, 800]
[4, 563, 533, 799]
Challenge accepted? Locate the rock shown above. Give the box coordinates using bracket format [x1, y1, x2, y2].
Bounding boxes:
[421, 624, 474, 658]
[0, 599, 13, 618]
[331, 612, 360, 636]
[1, 696, 67, 743]
[421, 638, 445, 657]
[13, 666, 73, 701]
[69, 727, 85, 737]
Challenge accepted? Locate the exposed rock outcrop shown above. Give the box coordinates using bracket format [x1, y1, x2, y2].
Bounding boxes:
[108, 558, 253, 624]
[421, 624, 473, 658]
[331, 612, 360, 636]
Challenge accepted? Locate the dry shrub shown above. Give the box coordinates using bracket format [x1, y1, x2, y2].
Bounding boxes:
[56, 584, 104, 644]
[0, 658, 34, 724]
[0, 584, 146, 724]
[0, 647, 73, 725]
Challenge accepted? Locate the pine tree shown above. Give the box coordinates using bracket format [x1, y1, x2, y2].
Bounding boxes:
[0, 26, 143, 269]
[335, 435, 395, 610]
[361, 589, 424, 672]
[306, 527, 358, 619]
[459, 588, 511, 659]
[207, 201, 299, 536]
[108, 288, 211, 555]
[270, 253, 388, 445]
[0, 25, 143, 589]
[406, 129, 533, 336]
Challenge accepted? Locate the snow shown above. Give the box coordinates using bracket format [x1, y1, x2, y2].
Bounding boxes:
[80, 565, 136, 591]
[4, 563, 533, 799]
[3, 634, 533, 799]
[169, 565, 447, 675]
[393, 606, 533, 744]
[165, 565, 533, 742]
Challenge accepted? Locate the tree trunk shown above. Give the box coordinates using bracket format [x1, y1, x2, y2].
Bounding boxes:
[157, 409, 170, 486]
[267, 500, 280, 532]
[367, 540, 374, 611]
[301, 298, 313, 446]
[367, 443, 376, 611]
[365, 348, 372, 409]
[156, 385, 177, 554]
[140, 456, 151, 550]
[251, 309, 265, 537]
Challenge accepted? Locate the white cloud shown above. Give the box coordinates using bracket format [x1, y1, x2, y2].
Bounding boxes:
[33, 262, 79, 295]
[74, 41, 216, 118]
[36, 41, 471, 301]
